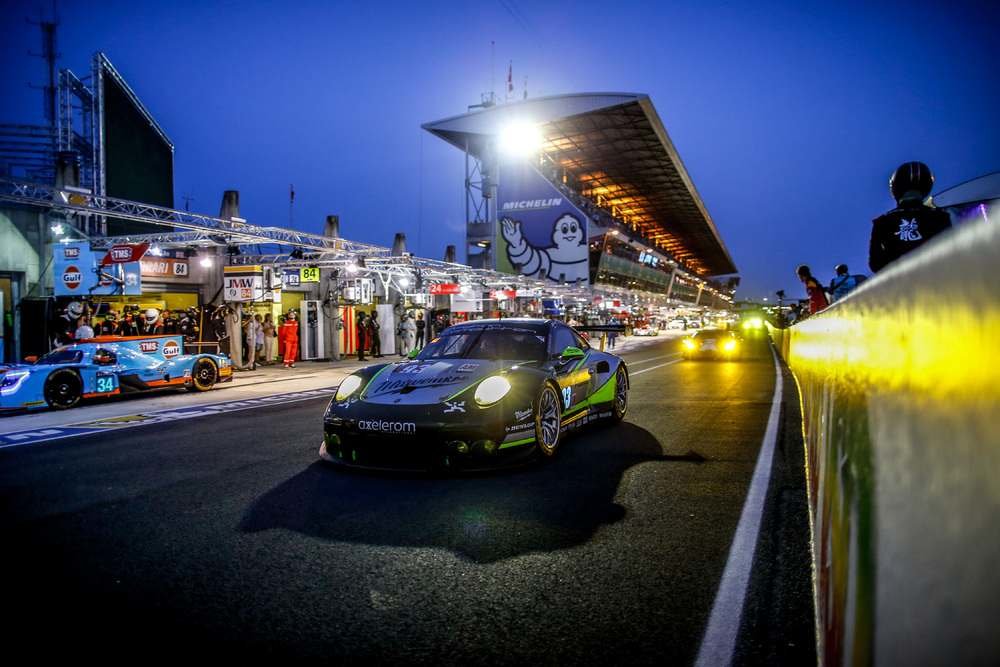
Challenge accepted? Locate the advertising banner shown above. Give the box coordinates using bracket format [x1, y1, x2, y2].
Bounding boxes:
[450, 293, 482, 313]
[496, 160, 591, 286]
[223, 266, 264, 302]
[52, 242, 141, 296]
[140, 257, 189, 278]
[429, 283, 461, 295]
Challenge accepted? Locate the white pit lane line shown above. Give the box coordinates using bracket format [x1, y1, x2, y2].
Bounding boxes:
[0, 388, 336, 450]
[694, 343, 783, 667]
[629, 358, 682, 375]
[626, 352, 680, 367]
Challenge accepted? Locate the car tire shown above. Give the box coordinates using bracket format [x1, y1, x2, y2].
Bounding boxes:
[534, 382, 562, 458]
[610, 366, 628, 422]
[44, 369, 82, 410]
[188, 358, 218, 392]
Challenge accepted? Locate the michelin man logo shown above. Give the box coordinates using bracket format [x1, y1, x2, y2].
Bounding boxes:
[500, 213, 588, 284]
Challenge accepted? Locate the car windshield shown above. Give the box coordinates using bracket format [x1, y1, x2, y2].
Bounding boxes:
[694, 329, 729, 340]
[418, 328, 547, 362]
[35, 349, 84, 365]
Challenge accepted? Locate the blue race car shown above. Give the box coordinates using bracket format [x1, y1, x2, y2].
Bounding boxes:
[0, 334, 233, 411]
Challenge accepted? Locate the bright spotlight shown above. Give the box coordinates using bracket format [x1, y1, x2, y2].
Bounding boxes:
[50, 223, 65, 236]
[345, 262, 359, 274]
[498, 122, 543, 157]
[399, 277, 411, 288]
[200, 256, 214, 267]
[149, 245, 163, 256]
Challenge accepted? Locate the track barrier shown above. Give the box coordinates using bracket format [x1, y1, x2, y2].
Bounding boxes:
[770, 215, 1000, 665]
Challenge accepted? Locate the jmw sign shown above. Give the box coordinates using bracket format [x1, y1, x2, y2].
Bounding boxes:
[223, 274, 264, 302]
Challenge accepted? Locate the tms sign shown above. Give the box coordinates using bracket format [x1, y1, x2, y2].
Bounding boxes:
[139, 340, 159, 353]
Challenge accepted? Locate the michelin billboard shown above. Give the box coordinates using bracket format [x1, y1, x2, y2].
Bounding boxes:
[496, 160, 590, 285]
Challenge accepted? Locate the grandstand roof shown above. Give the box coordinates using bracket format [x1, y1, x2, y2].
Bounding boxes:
[423, 93, 736, 276]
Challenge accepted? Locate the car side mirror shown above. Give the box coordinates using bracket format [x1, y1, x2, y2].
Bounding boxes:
[24, 355, 38, 364]
[407, 348, 420, 359]
[559, 346, 586, 361]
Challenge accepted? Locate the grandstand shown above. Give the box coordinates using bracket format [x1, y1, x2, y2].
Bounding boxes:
[423, 92, 738, 307]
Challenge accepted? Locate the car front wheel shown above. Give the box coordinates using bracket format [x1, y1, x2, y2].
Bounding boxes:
[610, 366, 628, 422]
[535, 382, 562, 458]
[44, 369, 82, 409]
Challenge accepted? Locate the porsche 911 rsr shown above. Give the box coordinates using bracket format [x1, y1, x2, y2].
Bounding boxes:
[320, 318, 629, 471]
[0, 335, 232, 411]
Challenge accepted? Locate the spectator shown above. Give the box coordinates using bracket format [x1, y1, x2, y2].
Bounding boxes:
[414, 310, 426, 349]
[280, 310, 299, 368]
[829, 264, 866, 302]
[368, 310, 382, 358]
[356, 312, 368, 361]
[796, 265, 829, 315]
[401, 312, 417, 355]
[261, 313, 276, 365]
[245, 313, 262, 370]
[607, 327, 618, 350]
[869, 161, 951, 272]
[74, 315, 94, 340]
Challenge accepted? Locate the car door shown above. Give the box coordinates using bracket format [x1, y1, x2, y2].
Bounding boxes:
[549, 324, 592, 414]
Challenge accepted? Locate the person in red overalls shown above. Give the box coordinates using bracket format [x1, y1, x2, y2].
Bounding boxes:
[279, 310, 299, 368]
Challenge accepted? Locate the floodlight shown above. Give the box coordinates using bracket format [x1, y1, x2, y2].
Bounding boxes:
[498, 122, 543, 157]
[149, 245, 163, 257]
[51, 223, 65, 235]
[200, 256, 214, 267]
[399, 276, 411, 288]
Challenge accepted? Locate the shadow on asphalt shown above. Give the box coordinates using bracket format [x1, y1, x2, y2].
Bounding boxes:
[239, 421, 681, 563]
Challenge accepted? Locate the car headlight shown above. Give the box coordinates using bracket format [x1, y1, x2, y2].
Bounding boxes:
[335, 374, 364, 401]
[474, 375, 511, 406]
[723, 339, 737, 351]
[682, 338, 696, 350]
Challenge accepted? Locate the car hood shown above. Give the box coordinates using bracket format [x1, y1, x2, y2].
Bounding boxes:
[362, 358, 518, 405]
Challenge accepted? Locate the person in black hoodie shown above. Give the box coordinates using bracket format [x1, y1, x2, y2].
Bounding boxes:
[869, 161, 951, 273]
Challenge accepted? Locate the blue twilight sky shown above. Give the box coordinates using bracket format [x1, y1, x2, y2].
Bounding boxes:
[2, 0, 998, 299]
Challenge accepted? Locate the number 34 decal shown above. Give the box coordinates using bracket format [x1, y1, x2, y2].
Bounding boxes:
[96, 376, 117, 393]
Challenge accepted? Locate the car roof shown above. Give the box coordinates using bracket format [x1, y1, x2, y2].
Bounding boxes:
[445, 318, 553, 333]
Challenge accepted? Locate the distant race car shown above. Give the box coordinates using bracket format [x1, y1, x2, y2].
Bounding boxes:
[320, 318, 629, 471]
[632, 326, 659, 336]
[680, 329, 741, 360]
[0, 335, 233, 411]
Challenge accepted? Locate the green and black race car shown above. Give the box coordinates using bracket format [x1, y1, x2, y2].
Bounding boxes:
[320, 318, 629, 471]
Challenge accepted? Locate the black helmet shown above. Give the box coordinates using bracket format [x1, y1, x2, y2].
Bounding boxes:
[835, 264, 848, 275]
[890, 162, 934, 204]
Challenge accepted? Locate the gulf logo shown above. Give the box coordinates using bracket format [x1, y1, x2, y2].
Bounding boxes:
[162, 340, 181, 359]
[139, 340, 159, 353]
[63, 265, 82, 290]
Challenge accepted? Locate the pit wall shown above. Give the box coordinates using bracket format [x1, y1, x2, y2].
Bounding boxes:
[769, 216, 1000, 666]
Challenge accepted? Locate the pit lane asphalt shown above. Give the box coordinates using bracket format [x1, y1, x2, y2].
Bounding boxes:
[0, 335, 815, 664]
